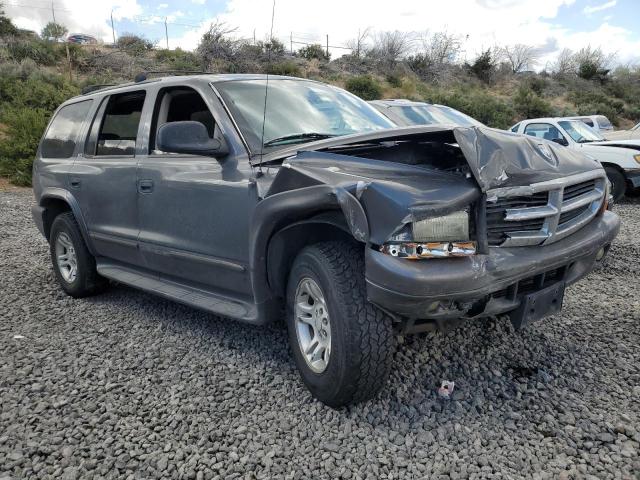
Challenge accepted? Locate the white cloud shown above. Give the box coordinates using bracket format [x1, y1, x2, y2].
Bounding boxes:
[191, 0, 206, 4]
[7, 0, 143, 40]
[158, 3, 169, 9]
[583, 0, 617, 15]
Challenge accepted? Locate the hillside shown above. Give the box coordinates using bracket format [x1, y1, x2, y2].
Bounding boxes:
[1, 21, 639, 186]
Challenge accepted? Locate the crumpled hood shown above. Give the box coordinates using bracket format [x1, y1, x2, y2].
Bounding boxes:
[452, 127, 602, 190]
[263, 126, 603, 244]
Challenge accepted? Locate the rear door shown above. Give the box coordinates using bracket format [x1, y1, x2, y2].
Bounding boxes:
[71, 90, 147, 266]
[135, 84, 254, 295]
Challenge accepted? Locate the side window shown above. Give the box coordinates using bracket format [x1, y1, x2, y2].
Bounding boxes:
[41, 100, 93, 158]
[87, 91, 146, 156]
[510, 123, 520, 133]
[524, 123, 565, 142]
[149, 87, 220, 153]
[580, 118, 594, 127]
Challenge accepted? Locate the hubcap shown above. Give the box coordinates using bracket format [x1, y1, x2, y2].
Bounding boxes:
[55, 232, 78, 283]
[294, 277, 331, 374]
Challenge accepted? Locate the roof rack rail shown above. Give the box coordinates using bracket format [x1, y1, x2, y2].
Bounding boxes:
[134, 70, 211, 83]
[81, 84, 117, 95]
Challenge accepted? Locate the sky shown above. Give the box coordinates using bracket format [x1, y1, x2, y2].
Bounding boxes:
[4, 0, 640, 68]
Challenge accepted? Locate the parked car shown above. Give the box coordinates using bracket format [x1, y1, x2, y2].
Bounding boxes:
[369, 99, 484, 127]
[510, 118, 640, 200]
[67, 33, 98, 45]
[605, 122, 640, 141]
[566, 115, 614, 133]
[32, 75, 619, 407]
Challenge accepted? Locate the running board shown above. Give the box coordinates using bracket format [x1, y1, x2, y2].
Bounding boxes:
[96, 260, 259, 323]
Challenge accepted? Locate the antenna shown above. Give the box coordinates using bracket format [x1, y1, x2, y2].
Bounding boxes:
[257, 0, 276, 173]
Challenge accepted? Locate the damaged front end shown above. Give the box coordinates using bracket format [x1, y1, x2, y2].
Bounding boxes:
[256, 125, 620, 331]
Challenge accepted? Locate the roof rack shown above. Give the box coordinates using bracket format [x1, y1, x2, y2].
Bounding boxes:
[81, 84, 117, 95]
[134, 70, 211, 82]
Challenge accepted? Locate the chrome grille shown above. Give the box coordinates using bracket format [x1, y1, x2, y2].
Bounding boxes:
[486, 170, 606, 247]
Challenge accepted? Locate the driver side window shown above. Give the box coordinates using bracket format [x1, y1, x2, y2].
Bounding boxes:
[524, 123, 566, 143]
[149, 87, 222, 154]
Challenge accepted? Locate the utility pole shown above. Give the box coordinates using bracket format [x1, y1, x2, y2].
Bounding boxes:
[51, 0, 56, 23]
[326, 34, 329, 58]
[110, 10, 116, 46]
[290, 32, 293, 54]
[164, 17, 169, 49]
[253, 29, 256, 44]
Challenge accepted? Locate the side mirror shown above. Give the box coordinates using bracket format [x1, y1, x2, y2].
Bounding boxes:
[551, 137, 568, 147]
[157, 121, 229, 157]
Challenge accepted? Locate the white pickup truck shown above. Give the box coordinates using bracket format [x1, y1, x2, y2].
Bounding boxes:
[510, 118, 640, 200]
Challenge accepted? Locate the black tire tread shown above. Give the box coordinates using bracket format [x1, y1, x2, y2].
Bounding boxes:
[49, 212, 105, 298]
[299, 241, 394, 405]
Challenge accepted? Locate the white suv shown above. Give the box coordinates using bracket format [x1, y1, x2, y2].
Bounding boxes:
[510, 118, 640, 200]
[566, 115, 614, 133]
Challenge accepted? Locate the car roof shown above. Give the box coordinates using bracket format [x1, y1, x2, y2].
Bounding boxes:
[66, 74, 321, 104]
[369, 99, 433, 108]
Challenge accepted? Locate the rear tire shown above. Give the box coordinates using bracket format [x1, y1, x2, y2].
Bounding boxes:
[604, 166, 626, 202]
[49, 212, 106, 298]
[286, 241, 394, 408]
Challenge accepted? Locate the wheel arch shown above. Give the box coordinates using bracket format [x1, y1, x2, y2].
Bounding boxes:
[267, 213, 358, 300]
[39, 188, 95, 253]
[249, 184, 369, 310]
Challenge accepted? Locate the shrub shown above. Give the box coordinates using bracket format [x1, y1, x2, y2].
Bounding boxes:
[265, 61, 300, 76]
[345, 75, 382, 100]
[5, 37, 64, 65]
[467, 49, 495, 83]
[116, 33, 154, 56]
[298, 44, 329, 61]
[154, 48, 201, 71]
[0, 107, 50, 186]
[41, 22, 68, 41]
[385, 73, 403, 88]
[422, 87, 515, 129]
[513, 86, 552, 118]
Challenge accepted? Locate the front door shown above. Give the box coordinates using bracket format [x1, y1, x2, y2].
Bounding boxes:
[136, 85, 254, 296]
[71, 90, 147, 266]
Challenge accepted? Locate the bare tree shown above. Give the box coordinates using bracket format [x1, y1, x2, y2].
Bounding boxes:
[197, 20, 241, 67]
[369, 30, 414, 66]
[552, 48, 576, 77]
[419, 30, 462, 66]
[498, 43, 539, 73]
[346, 27, 371, 59]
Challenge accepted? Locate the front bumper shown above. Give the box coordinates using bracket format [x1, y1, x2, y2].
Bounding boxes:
[625, 169, 640, 189]
[365, 211, 620, 320]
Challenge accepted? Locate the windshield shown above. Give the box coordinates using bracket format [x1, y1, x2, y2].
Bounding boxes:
[214, 79, 394, 152]
[558, 120, 604, 143]
[389, 104, 480, 127]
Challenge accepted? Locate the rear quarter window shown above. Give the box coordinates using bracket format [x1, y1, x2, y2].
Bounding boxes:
[596, 115, 612, 129]
[40, 100, 93, 158]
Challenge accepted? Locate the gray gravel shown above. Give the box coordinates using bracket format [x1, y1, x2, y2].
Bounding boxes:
[1, 188, 638, 480]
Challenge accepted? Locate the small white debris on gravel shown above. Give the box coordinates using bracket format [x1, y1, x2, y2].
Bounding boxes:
[0, 189, 638, 479]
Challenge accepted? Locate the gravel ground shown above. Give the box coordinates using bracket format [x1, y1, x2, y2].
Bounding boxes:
[0, 188, 638, 480]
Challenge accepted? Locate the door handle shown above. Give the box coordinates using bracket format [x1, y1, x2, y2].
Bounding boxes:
[138, 179, 154, 193]
[70, 178, 81, 188]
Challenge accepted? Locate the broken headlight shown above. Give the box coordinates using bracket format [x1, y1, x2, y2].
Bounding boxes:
[381, 210, 476, 259]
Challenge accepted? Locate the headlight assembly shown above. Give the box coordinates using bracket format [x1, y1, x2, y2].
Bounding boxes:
[381, 210, 476, 259]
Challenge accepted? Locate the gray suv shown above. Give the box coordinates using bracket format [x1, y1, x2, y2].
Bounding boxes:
[32, 74, 620, 407]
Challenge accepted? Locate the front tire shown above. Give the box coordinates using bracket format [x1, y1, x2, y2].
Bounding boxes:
[604, 166, 626, 202]
[49, 212, 106, 298]
[286, 241, 394, 408]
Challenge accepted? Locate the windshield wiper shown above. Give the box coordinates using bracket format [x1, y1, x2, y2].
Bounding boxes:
[263, 132, 337, 147]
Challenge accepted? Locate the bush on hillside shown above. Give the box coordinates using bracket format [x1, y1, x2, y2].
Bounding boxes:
[117, 34, 154, 56]
[154, 48, 201, 71]
[513, 86, 553, 118]
[5, 37, 64, 65]
[298, 44, 329, 61]
[0, 107, 50, 186]
[265, 61, 300, 76]
[345, 75, 382, 100]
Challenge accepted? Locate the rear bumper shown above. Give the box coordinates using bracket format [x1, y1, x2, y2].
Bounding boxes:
[365, 211, 620, 319]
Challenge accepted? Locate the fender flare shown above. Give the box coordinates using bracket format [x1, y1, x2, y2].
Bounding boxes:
[39, 187, 96, 255]
[249, 184, 369, 304]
